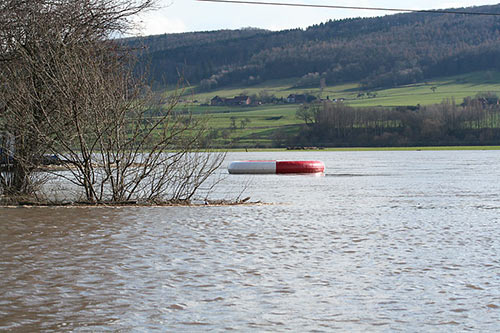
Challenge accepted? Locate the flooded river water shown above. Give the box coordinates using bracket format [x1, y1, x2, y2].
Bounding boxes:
[1, 151, 500, 331]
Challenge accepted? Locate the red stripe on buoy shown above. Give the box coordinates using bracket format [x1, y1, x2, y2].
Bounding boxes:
[228, 160, 325, 174]
[276, 160, 325, 174]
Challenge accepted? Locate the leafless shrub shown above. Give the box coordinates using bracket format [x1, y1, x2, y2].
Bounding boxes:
[0, 0, 226, 204]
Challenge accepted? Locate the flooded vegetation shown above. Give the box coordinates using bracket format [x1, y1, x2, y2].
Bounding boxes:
[2, 2, 500, 330]
[2, 151, 500, 331]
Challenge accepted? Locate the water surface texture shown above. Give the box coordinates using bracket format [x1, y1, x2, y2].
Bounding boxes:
[1, 151, 500, 331]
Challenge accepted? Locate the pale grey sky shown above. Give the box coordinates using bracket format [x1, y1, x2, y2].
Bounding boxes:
[133, 0, 500, 35]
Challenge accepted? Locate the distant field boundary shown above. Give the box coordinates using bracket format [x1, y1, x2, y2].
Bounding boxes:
[219, 146, 500, 152]
[182, 71, 500, 108]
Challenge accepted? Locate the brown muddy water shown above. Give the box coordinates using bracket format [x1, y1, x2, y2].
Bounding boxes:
[1, 151, 500, 331]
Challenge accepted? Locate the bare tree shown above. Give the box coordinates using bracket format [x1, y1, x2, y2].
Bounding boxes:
[32, 44, 223, 203]
[296, 103, 321, 126]
[0, 0, 225, 204]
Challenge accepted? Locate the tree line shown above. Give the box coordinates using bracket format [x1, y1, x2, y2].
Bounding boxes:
[285, 94, 500, 147]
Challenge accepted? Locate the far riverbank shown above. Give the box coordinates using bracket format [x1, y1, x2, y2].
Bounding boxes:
[217, 146, 500, 152]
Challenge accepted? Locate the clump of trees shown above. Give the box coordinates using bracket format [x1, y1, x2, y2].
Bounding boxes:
[292, 94, 500, 147]
[0, 0, 224, 204]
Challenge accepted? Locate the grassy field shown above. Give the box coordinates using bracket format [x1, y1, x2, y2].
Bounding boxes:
[170, 71, 500, 147]
[193, 104, 300, 147]
[181, 71, 500, 106]
[348, 72, 500, 107]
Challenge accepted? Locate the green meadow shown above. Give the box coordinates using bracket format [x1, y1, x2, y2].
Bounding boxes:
[183, 71, 500, 106]
[171, 71, 500, 147]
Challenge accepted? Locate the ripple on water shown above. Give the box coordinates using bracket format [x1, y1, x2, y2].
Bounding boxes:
[2, 151, 500, 331]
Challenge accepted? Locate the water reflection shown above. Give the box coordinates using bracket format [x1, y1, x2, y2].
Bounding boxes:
[1, 151, 500, 331]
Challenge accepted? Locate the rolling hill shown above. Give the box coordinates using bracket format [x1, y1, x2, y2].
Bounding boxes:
[129, 4, 500, 91]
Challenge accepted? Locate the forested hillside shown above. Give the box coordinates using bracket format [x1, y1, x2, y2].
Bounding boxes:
[130, 4, 500, 90]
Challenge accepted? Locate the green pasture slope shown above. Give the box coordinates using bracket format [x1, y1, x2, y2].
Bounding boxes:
[191, 104, 300, 147]
[175, 71, 500, 147]
[348, 71, 500, 107]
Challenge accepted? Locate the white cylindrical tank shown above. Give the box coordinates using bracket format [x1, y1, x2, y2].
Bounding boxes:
[228, 160, 325, 174]
[228, 161, 276, 174]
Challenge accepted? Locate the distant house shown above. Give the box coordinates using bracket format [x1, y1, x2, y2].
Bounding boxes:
[461, 95, 500, 108]
[287, 94, 316, 104]
[210, 96, 225, 106]
[286, 94, 300, 103]
[479, 96, 500, 106]
[210, 95, 251, 106]
[225, 95, 250, 106]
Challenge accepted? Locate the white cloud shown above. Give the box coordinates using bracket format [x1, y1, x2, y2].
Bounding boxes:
[133, 11, 187, 36]
[129, 0, 500, 36]
[403, 0, 500, 10]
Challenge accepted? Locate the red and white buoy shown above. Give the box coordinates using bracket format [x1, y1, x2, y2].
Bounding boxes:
[228, 160, 325, 174]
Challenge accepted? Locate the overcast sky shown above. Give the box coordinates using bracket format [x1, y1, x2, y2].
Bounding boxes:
[133, 0, 500, 35]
